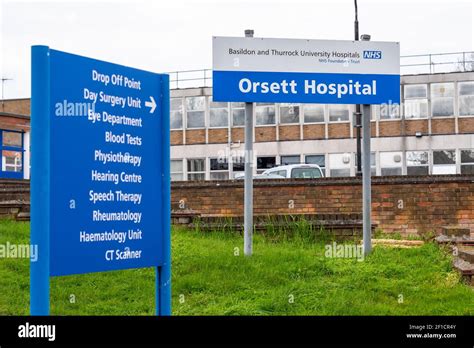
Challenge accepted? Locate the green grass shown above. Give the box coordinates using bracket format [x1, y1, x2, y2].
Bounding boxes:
[0, 219, 473, 315]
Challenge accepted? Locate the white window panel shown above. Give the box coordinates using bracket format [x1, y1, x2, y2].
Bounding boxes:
[186, 96, 206, 129]
[380, 151, 403, 176]
[406, 151, 429, 175]
[432, 150, 456, 175]
[431, 83, 454, 117]
[328, 104, 349, 122]
[209, 98, 229, 128]
[232, 102, 245, 126]
[279, 104, 300, 124]
[461, 149, 474, 174]
[404, 84, 428, 119]
[304, 104, 325, 123]
[328, 153, 351, 177]
[459, 81, 474, 116]
[170, 98, 183, 129]
[187, 158, 206, 180]
[256, 103, 276, 125]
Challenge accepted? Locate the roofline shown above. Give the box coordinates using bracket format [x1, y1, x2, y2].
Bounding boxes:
[0, 112, 30, 120]
[0, 97, 30, 102]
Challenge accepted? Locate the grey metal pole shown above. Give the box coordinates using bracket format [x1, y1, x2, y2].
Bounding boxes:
[244, 29, 254, 256]
[362, 104, 372, 255]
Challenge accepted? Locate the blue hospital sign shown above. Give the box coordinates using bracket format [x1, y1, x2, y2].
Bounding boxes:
[212, 37, 400, 104]
[33, 48, 169, 276]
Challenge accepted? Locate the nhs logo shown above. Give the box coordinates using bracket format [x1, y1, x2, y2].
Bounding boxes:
[363, 51, 382, 59]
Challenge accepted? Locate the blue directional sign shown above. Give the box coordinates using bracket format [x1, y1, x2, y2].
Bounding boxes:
[30, 46, 171, 315]
[213, 37, 400, 104]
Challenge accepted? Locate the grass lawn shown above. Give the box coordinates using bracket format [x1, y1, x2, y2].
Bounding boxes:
[0, 219, 473, 315]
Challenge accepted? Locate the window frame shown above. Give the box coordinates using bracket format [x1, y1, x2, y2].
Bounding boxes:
[328, 104, 351, 123]
[279, 103, 301, 125]
[170, 159, 184, 181]
[406, 150, 430, 176]
[209, 98, 229, 129]
[430, 82, 455, 118]
[432, 149, 457, 175]
[379, 151, 403, 176]
[0, 130, 24, 179]
[209, 157, 230, 180]
[403, 84, 428, 120]
[256, 156, 276, 174]
[186, 158, 206, 181]
[185, 96, 206, 129]
[170, 97, 184, 130]
[460, 149, 474, 174]
[255, 103, 276, 126]
[458, 81, 474, 117]
[231, 102, 246, 127]
[303, 104, 326, 124]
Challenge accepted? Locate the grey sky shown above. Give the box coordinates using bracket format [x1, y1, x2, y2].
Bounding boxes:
[1, 0, 473, 98]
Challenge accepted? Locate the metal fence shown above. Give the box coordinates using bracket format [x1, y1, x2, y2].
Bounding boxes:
[167, 51, 474, 89]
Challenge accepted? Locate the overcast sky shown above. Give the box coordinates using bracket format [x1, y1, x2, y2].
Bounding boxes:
[0, 0, 473, 99]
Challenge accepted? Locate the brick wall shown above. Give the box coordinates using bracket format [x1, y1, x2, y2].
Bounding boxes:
[185, 129, 206, 144]
[0, 115, 30, 132]
[171, 175, 474, 236]
[255, 126, 276, 142]
[278, 125, 300, 141]
[1, 99, 30, 116]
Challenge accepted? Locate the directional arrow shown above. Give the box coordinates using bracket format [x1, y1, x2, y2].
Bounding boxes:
[145, 96, 156, 114]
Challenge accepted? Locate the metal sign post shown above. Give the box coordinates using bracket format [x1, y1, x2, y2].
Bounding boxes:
[362, 104, 372, 255]
[244, 29, 254, 256]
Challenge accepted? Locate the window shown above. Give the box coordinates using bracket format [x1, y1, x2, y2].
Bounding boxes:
[279, 104, 300, 124]
[186, 97, 205, 129]
[280, 155, 300, 165]
[187, 158, 205, 180]
[269, 169, 286, 177]
[291, 167, 323, 179]
[1, 131, 23, 178]
[329, 104, 349, 122]
[461, 150, 474, 174]
[380, 152, 403, 176]
[210, 158, 229, 180]
[459, 81, 474, 116]
[256, 103, 275, 125]
[257, 156, 276, 174]
[209, 99, 229, 128]
[304, 104, 325, 123]
[232, 156, 245, 177]
[432, 150, 456, 175]
[3, 131, 22, 147]
[377, 103, 400, 120]
[305, 154, 326, 175]
[232, 102, 245, 126]
[328, 153, 351, 177]
[406, 151, 429, 175]
[404, 84, 428, 119]
[431, 83, 454, 117]
[171, 160, 183, 181]
[355, 152, 376, 176]
[2, 150, 22, 173]
[170, 98, 183, 129]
